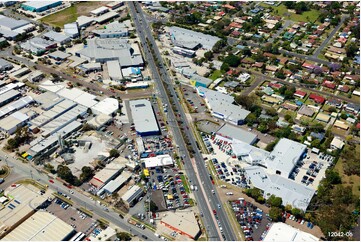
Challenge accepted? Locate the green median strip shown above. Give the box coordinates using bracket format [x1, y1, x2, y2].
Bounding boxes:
[180, 175, 190, 193]
[224, 202, 243, 241]
[52, 193, 74, 205]
[78, 207, 93, 217]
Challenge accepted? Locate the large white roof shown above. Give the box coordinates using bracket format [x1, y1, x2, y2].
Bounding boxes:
[264, 222, 319, 242]
[142, 154, 174, 168]
[92, 97, 119, 116]
[129, 99, 159, 135]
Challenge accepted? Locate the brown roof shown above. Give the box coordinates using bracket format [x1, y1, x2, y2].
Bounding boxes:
[252, 62, 264, 68]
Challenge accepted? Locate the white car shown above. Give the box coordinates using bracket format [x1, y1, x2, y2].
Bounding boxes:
[226, 192, 233, 196]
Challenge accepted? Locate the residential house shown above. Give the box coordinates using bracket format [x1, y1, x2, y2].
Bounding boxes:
[308, 94, 325, 104]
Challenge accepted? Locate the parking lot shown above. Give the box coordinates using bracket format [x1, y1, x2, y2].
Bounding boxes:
[231, 199, 271, 241]
[181, 85, 207, 113]
[291, 150, 332, 189]
[147, 166, 190, 209]
[46, 198, 97, 235]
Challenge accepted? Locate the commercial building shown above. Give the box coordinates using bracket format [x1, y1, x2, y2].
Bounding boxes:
[122, 67, 142, 81]
[126, 81, 149, 89]
[0, 89, 21, 107]
[264, 223, 319, 242]
[0, 185, 50, 237]
[172, 46, 196, 58]
[92, 21, 129, 38]
[129, 99, 160, 136]
[76, 38, 143, 66]
[92, 98, 119, 116]
[27, 70, 44, 83]
[142, 154, 174, 168]
[330, 136, 345, 150]
[87, 113, 112, 130]
[106, 1, 124, 9]
[21, 1, 62, 12]
[189, 74, 213, 88]
[107, 60, 123, 81]
[95, 11, 120, 24]
[0, 96, 33, 119]
[77, 62, 102, 74]
[160, 211, 200, 239]
[98, 171, 132, 195]
[56, 87, 98, 108]
[2, 212, 74, 241]
[33, 92, 64, 111]
[264, 138, 307, 179]
[231, 141, 269, 165]
[43, 31, 71, 45]
[245, 166, 315, 211]
[76, 16, 95, 29]
[121, 185, 144, 207]
[0, 58, 13, 72]
[197, 86, 250, 125]
[0, 15, 34, 40]
[21, 37, 57, 55]
[90, 6, 109, 16]
[90, 162, 124, 188]
[0, 111, 29, 135]
[48, 50, 71, 60]
[216, 124, 257, 145]
[64, 22, 79, 38]
[169, 26, 220, 50]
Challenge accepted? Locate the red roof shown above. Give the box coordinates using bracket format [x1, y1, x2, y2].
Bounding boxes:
[357, 123, 360, 129]
[309, 93, 325, 104]
[322, 80, 336, 89]
[294, 90, 307, 98]
[268, 82, 283, 90]
[229, 22, 242, 28]
[222, 4, 235, 10]
[231, 31, 241, 37]
[302, 62, 314, 69]
[218, 11, 226, 16]
[338, 85, 350, 93]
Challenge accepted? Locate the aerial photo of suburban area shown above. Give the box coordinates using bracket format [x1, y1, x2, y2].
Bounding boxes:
[0, 0, 359, 241]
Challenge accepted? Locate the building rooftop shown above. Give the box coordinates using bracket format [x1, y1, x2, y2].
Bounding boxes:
[101, 171, 132, 194]
[142, 154, 174, 168]
[48, 50, 71, 60]
[217, 124, 257, 145]
[129, 99, 159, 134]
[0, 96, 33, 119]
[0, 89, 20, 106]
[92, 162, 124, 185]
[95, 11, 119, 23]
[107, 60, 123, 80]
[0, 185, 50, 236]
[264, 222, 319, 242]
[43, 31, 70, 43]
[0, 15, 29, 30]
[2, 211, 74, 241]
[264, 138, 307, 178]
[169, 26, 220, 50]
[161, 211, 200, 239]
[92, 97, 119, 116]
[190, 73, 213, 87]
[121, 185, 143, 203]
[22, 1, 61, 9]
[90, 6, 109, 15]
[198, 86, 250, 124]
[0, 58, 13, 69]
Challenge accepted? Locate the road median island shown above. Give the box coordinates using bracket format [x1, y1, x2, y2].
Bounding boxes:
[52, 192, 74, 205]
[78, 207, 93, 217]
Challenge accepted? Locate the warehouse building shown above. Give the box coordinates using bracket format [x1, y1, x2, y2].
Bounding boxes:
[56, 88, 98, 108]
[0, 96, 33, 119]
[0, 58, 13, 72]
[107, 60, 123, 81]
[0, 16, 34, 40]
[48, 50, 71, 61]
[169, 26, 220, 50]
[0, 185, 50, 237]
[76, 16, 95, 29]
[2, 212, 74, 241]
[172, 46, 196, 58]
[28, 120, 82, 156]
[64, 22, 79, 38]
[189, 73, 213, 88]
[129, 99, 160, 136]
[21, 1, 62, 12]
[21, 37, 57, 55]
[197, 87, 250, 125]
[77, 62, 102, 74]
[0, 89, 21, 107]
[87, 113, 112, 130]
[92, 97, 119, 116]
[76, 38, 143, 66]
[43, 31, 71, 45]
[121, 185, 144, 207]
[33, 92, 64, 111]
[98, 171, 132, 195]
[160, 211, 200, 239]
[92, 21, 129, 38]
[90, 162, 124, 188]
[0, 111, 29, 135]
[95, 11, 120, 24]
[216, 124, 257, 145]
[264, 223, 318, 241]
[244, 166, 315, 212]
[90, 6, 109, 16]
[264, 138, 307, 179]
[142, 154, 174, 168]
[106, 1, 124, 9]
[27, 70, 44, 83]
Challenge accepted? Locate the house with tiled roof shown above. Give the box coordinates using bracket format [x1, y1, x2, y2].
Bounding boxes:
[338, 85, 350, 93]
[322, 80, 336, 89]
[309, 93, 325, 104]
[294, 90, 307, 99]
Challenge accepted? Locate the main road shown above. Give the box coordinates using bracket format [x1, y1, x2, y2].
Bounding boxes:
[129, 2, 237, 241]
[0, 151, 159, 241]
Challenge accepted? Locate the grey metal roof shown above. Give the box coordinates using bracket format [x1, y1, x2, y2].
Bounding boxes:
[198, 86, 250, 123]
[0, 96, 33, 119]
[217, 124, 257, 145]
[264, 138, 306, 178]
[76, 38, 143, 66]
[92, 21, 129, 36]
[43, 31, 70, 43]
[169, 26, 220, 50]
[48, 50, 71, 59]
[107, 60, 123, 80]
[129, 99, 159, 134]
[190, 73, 213, 86]
[22, 1, 61, 9]
[0, 58, 13, 69]
[95, 11, 119, 24]
[0, 89, 20, 106]
[0, 15, 29, 30]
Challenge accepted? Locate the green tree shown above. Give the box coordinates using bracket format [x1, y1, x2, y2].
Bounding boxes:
[269, 207, 283, 221]
[204, 51, 213, 60]
[291, 208, 302, 217]
[109, 149, 119, 158]
[223, 54, 240, 67]
[54, 26, 61, 32]
[267, 195, 283, 207]
[116, 232, 132, 241]
[80, 166, 94, 182]
[221, 62, 230, 72]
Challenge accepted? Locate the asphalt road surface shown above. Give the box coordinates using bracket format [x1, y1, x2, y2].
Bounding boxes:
[128, 2, 237, 241]
[0, 151, 159, 241]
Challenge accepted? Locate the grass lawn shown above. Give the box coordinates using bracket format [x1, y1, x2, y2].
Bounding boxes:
[272, 4, 320, 23]
[40, 2, 107, 27]
[334, 150, 360, 197]
[209, 70, 223, 81]
[317, 54, 328, 61]
[180, 175, 190, 193]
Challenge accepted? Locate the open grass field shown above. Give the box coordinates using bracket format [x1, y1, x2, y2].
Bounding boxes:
[271, 4, 320, 23]
[40, 2, 110, 27]
[334, 147, 360, 197]
[209, 69, 223, 81]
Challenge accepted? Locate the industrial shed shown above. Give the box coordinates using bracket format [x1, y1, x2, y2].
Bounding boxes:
[129, 99, 160, 136]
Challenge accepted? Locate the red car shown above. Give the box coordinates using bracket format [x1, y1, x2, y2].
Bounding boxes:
[49, 179, 54, 183]
[213, 209, 217, 215]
